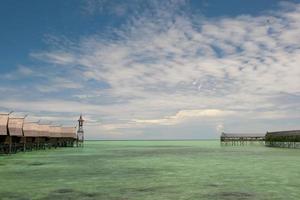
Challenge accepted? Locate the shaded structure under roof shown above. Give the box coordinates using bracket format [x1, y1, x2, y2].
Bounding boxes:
[265, 130, 300, 148]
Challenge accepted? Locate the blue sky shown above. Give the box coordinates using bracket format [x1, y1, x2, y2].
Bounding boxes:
[0, 0, 300, 139]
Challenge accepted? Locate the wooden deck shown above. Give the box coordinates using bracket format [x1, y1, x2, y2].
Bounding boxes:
[220, 132, 265, 146]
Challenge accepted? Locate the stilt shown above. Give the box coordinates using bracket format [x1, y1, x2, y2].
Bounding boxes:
[23, 137, 26, 152]
[8, 136, 12, 154]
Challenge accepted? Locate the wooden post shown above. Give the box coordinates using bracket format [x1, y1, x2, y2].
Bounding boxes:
[8, 136, 12, 154]
[37, 137, 39, 150]
[23, 137, 26, 152]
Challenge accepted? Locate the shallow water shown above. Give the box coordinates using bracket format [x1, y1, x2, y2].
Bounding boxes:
[0, 140, 300, 200]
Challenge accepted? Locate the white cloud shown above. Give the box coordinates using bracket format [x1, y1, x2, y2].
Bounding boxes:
[4, 66, 34, 79]
[1, 1, 300, 139]
[133, 109, 235, 125]
[30, 51, 76, 65]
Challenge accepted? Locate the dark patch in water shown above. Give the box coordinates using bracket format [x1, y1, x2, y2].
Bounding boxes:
[121, 185, 174, 194]
[54, 188, 75, 193]
[0, 192, 30, 200]
[82, 192, 98, 197]
[207, 191, 255, 200]
[40, 189, 104, 200]
[136, 188, 155, 192]
[28, 162, 46, 166]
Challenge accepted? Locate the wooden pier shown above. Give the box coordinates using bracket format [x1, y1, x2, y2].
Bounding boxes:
[221, 130, 300, 148]
[220, 132, 265, 146]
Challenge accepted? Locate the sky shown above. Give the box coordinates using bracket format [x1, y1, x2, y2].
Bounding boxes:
[0, 0, 300, 140]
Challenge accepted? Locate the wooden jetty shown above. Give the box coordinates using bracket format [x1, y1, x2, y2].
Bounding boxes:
[265, 130, 300, 148]
[221, 130, 300, 148]
[0, 113, 85, 154]
[220, 132, 265, 146]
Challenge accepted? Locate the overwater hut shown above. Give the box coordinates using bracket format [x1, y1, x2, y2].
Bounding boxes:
[37, 124, 51, 149]
[221, 132, 265, 145]
[0, 114, 9, 135]
[1, 112, 84, 154]
[8, 117, 25, 153]
[265, 130, 300, 148]
[49, 126, 62, 148]
[23, 122, 40, 150]
[0, 114, 9, 153]
[61, 127, 77, 147]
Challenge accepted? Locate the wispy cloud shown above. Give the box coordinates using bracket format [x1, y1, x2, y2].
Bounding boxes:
[30, 51, 76, 65]
[133, 109, 235, 125]
[1, 1, 300, 139]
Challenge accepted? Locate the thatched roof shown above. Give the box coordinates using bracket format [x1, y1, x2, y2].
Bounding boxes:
[38, 124, 50, 137]
[49, 126, 62, 138]
[8, 117, 24, 136]
[23, 122, 40, 137]
[61, 127, 77, 138]
[0, 114, 9, 136]
[266, 130, 300, 136]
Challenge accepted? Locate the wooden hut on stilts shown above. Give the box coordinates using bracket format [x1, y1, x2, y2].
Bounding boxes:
[7, 117, 26, 153]
[265, 130, 300, 148]
[34, 124, 49, 149]
[0, 113, 10, 153]
[23, 122, 40, 151]
[49, 125, 62, 148]
[61, 126, 77, 147]
[1, 113, 85, 154]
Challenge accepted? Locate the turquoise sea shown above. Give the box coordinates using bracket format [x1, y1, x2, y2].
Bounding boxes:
[0, 140, 299, 200]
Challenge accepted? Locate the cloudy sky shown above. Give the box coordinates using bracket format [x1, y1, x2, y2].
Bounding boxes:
[0, 0, 299, 139]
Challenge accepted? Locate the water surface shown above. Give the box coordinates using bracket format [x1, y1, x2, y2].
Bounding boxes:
[0, 140, 299, 199]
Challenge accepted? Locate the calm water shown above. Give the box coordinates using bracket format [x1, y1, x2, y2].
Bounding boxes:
[0, 140, 300, 200]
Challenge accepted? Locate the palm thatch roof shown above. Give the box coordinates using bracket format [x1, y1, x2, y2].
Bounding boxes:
[266, 130, 300, 136]
[49, 126, 62, 138]
[23, 122, 40, 137]
[61, 127, 77, 139]
[8, 117, 24, 136]
[0, 114, 9, 136]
